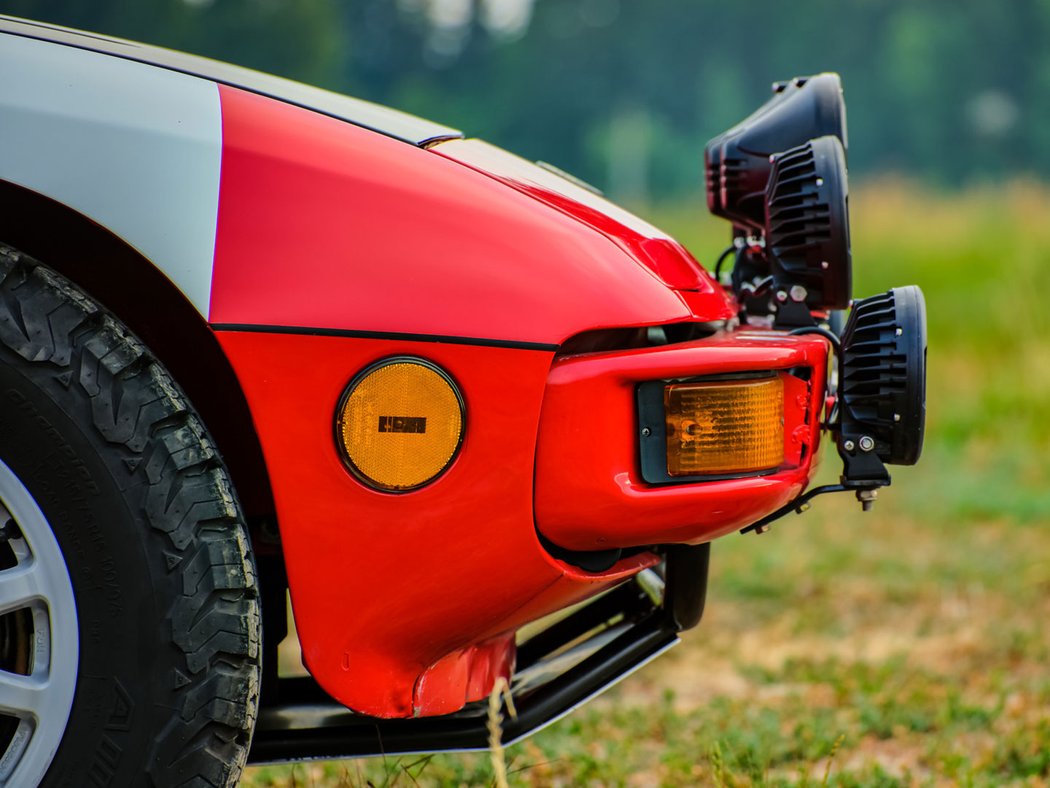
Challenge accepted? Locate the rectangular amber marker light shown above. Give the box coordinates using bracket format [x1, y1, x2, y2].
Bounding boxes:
[665, 377, 784, 476]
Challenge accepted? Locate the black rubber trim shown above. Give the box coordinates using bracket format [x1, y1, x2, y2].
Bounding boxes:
[211, 323, 559, 352]
[664, 543, 710, 631]
[535, 529, 623, 573]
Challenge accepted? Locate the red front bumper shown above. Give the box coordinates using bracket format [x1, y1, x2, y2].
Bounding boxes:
[535, 330, 831, 550]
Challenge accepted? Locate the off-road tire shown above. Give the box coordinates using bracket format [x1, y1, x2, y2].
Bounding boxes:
[0, 244, 260, 786]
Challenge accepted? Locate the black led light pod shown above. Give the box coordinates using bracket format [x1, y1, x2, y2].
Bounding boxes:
[704, 73, 847, 231]
[839, 286, 927, 467]
[764, 135, 852, 311]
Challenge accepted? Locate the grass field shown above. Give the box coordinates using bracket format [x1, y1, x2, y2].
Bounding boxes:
[243, 181, 1050, 787]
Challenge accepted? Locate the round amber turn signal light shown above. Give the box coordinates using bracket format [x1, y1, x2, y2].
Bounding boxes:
[336, 358, 464, 492]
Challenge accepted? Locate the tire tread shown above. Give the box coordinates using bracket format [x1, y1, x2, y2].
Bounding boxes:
[0, 245, 259, 787]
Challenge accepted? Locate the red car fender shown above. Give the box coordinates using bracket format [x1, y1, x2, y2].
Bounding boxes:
[431, 138, 732, 301]
[217, 330, 656, 717]
[209, 85, 728, 345]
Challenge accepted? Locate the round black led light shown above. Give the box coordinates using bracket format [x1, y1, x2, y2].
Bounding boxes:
[839, 286, 927, 465]
[764, 135, 852, 310]
[704, 73, 847, 231]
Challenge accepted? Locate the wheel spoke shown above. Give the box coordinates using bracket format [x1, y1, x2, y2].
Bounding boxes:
[0, 562, 42, 617]
[0, 718, 32, 782]
[0, 457, 78, 784]
[0, 671, 46, 719]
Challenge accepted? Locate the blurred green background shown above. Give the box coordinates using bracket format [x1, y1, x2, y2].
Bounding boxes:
[1, 0, 1046, 201]
[3, 1, 1047, 784]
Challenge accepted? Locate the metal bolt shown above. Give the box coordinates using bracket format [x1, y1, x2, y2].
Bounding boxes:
[856, 488, 878, 512]
[893, 413, 901, 422]
[775, 290, 788, 303]
[821, 260, 830, 269]
[641, 427, 651, 437]
[895, 327, 903, 336]
[858, 435, 875, 452]
[815, 177, 825, 187]
[789, 285, 808, 302]
[843, 439, 855, 452]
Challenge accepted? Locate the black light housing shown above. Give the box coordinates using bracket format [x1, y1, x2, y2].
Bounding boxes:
[839, 286, 927, 467]
[705, 73, 847, 231]
[740, 284, 929, 529]
[764, 135, 852, 310]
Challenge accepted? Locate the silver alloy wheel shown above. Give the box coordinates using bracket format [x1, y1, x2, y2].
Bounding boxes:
[0, 457, 78, 786]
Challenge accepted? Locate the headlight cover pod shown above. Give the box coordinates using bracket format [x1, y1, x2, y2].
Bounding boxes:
[838, 285, 927, 466]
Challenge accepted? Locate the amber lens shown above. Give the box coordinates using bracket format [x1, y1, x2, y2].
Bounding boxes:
[338, 359, 464, 491]
[665, 377, 784, 476]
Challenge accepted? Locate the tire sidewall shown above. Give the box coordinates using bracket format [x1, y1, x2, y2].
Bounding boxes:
[1, 333, 183, 785]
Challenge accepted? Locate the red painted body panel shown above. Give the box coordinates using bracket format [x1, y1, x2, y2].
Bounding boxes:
[432, 139, 733, 309]
[210, 86, 733, 343]
[535, 332, 830, 550]
[216, 330, 657, 717]
[208, 84, 832, 720]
